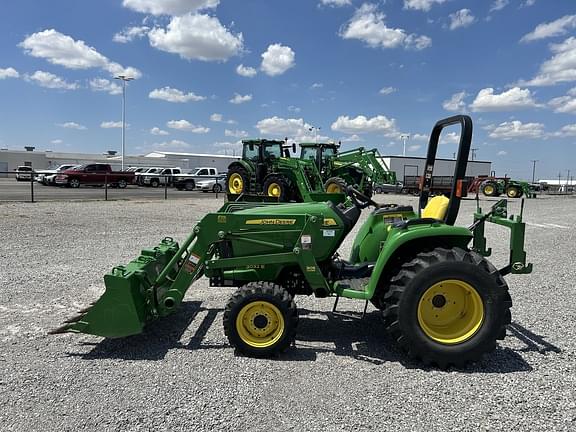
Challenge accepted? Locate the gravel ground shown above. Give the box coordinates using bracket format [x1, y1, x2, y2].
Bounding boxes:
[1, 195, 575, 431]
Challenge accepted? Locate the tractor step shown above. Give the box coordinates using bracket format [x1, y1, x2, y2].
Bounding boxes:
[332, 295, 369, 320]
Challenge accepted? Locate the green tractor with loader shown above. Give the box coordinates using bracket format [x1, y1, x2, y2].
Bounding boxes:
[300, 143, 397, 197]
[226, 139, 342, 203]
[52, 115, 532, 368]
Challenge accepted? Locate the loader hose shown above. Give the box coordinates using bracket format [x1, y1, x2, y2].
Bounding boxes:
[347, 186, 379, 209]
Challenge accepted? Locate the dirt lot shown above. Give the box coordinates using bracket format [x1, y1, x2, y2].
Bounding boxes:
[1, 195, 575, 431]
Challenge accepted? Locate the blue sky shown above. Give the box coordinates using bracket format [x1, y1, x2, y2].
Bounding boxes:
[0, 0, 575, 179]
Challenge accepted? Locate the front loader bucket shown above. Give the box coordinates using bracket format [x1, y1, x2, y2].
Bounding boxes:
[50, 238, 180, 338]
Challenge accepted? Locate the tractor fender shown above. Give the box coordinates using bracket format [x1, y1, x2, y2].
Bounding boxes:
[228, 160, 253, 173]
[365, 224, 472, 300]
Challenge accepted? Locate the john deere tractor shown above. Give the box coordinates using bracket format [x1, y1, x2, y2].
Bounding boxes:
[300, 143, 396, 197]
[52, 115, 532, 368]
[478, 177, 537, 199]
[226, 139, 340, 203]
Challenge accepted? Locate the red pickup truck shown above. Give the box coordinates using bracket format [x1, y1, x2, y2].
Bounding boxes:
[55, 164, 135, 188]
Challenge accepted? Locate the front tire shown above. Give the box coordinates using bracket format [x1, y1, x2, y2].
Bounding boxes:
[481, 181, 499, 197]
[263, 175, 292, 201]
[150, 179, 160, 188]
[223, 283, 297, 357]
[382, 247, 511, 368]
[324, 177, 347, 194]
[69, 178, 80, 188]
[117, 179, 127, 189]
[506, 186, 522, 198]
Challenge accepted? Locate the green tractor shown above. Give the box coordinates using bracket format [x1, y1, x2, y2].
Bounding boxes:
[300, 143, 397, 197]
[226, 139, 340, 203]
[478, 177, 537, 199]
[52, 115, 532, 368]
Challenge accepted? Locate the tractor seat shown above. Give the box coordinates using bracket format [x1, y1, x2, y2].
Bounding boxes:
[421, 195, 450, 220]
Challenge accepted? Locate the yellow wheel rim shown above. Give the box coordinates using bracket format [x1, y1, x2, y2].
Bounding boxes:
[417, 279, 484, 345]
[267, 182, 281, 197]
[236, 301, 285, 348]
[484, 185, 494, 195]
[228, 173, 244, 194]
[326, 183, 343, 193]
[508, 188, 518, 198]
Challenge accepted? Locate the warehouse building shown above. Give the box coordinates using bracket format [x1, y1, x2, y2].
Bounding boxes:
[381, 155, 492, 182]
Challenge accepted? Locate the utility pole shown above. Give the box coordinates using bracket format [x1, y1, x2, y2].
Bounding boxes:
[115, 75, 134, 170]
[400, 134, 410, 157]
[471, 148, 478, 161]
[530, 160, 538, 183]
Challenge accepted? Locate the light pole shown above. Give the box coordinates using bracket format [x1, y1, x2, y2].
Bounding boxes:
[308, 126, 321, 143]
[471, 148, 478, 161]
[115, 75, 134, 170]
[530, 160, 538, 183]
[400, 134, 410, 156]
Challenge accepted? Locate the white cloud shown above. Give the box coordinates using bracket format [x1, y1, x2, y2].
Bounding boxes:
[320, 0, 351, 6]
[408, 144, 422, 152]
[50, 139, 63, 144]
[261, 44, 295, 76]
[150, 127, 169, 135]
[166, 119, 210, 133]
[152, 140, 192, 151]
[311, 82, 324, 89]
[470, 87, 539, 111]
[443, 91, 467, 111]
[497, 150, 508, 156]
[213, 140, 243, 155]
[331, 114, 398, 136]
[520, 37, 576, 86]
[487, 121, 545, 140]
[26, 71, 78, 90]
[89, 78, 122, 95]
[122, 0, 218, 15]
[255, 117, 330, 142]
[149, 86, 206, 103]
[403, 0, 447, 12]
[341, 134, 363, 142]
[449, 9, 475, 30]
[548, 87, 576, 113]
[236, 64, 257, 77]
[440, 131, 460, 144]
[489, 0, 509, 12]
[412, 133, 429, 141]
[229, 93, 252, 104]
[379, 86, 397, 95]
[148, 14, 243, 62]
[0, 67, 19, 79]
[57, 122, 86, 130]
[210, 113, 223, 122]
[20, 29, 141, 78]
[523, 0, 536, 6]
[521, 15, 576, 43]
[288, 105, 301, 113]
[340, 4, 432, 50]
[100, 121, 123, 128]
[113, 26, 150, 43]
[553, 124, 576, 137]
[225, 129, 249, 138]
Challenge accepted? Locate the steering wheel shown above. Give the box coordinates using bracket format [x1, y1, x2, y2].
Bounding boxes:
[346, 186, 379, 209]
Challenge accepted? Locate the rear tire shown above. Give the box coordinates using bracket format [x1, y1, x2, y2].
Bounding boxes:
[227, 166, 249, 195]
[117, 179, 127, 189]
[506, 186, 521, 198]
[263, 175, 292, 201]
[150, 179, 160, 188]
[184, 180, 195, 191]
[324, 177, 347, 194]
[382, 247, 511, 369]
[223, 282, 297, 357]
[481, 181, 499, 197]
[213, 183, 222, 193]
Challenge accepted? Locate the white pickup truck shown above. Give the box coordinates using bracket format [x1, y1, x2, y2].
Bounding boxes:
[141, 167, 182, 187]
[173, 167, 220, 191]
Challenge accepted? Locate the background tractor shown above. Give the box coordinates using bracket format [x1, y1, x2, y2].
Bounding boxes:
[299, 143, 397, 197]
[226, 139, 342, 203]
[53, 115, 532, 369]
[469, 176, 537, 199]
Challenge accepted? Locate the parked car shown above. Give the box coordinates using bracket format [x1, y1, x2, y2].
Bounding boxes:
[135, 167, 162, 185]
[174, 167, 220, 191]
[142, 167, 182, 187]
[55, 164, 135, 188]
[15, 166, 33, 181]
[373, 182, 404, 194]
[36, 164, 77, 185]
[195, 174, 226, 193]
